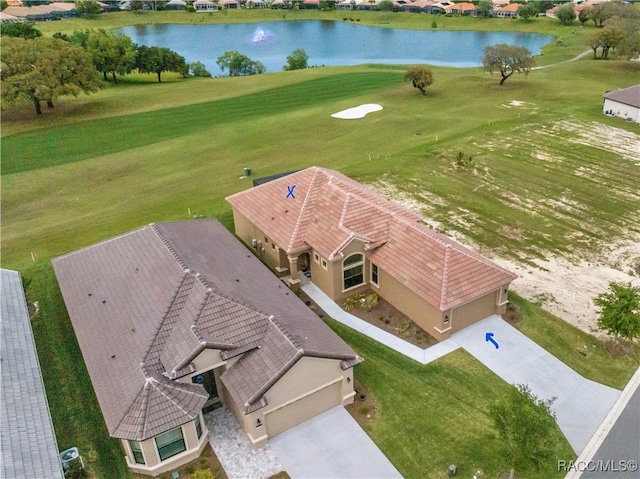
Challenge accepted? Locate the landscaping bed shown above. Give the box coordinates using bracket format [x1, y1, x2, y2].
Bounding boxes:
[342, 293, 438, 349]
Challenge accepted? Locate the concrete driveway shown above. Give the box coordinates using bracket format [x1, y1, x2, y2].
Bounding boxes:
[269, 406, 402, 479]
[451, 315, 621, 455]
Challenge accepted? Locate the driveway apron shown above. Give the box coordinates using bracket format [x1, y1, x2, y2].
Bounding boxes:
[269, 406, 403, 479]
[450, 315, 621, 455]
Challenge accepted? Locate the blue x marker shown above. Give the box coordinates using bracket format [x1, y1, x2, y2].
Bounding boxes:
[286, 185, 296, 199]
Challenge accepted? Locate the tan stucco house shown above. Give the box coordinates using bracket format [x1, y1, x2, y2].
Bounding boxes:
[227, 167, 517, 342]
[52, 220, 361, 477]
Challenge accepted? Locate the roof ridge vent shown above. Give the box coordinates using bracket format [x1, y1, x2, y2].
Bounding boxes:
[439, 244, 452, 310]
[150, 223, 188, 270]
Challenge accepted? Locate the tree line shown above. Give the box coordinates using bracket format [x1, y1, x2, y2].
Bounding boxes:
[0, 26, 212, 115]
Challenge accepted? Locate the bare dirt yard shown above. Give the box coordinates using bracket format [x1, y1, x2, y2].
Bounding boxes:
[370, 119, 640, 336]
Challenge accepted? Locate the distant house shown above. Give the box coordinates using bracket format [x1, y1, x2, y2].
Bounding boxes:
[227, 167, 517, 342]
[217, 0, 238, 8]
[194, 0, 217, 10]
[0, 11, 22, 22]
[53, 220, 361, 477]
[302, 0, 319, 8]
[603, 85, 640, 123]
[1, 269, 66, 479]
[270, 0, 290, 8]
[2, 5, 55, 21]
[493, 2, 518, 17]
[446, 1, 476, 15]
[399, 0, 427, 12]
[165, 0, 187, 9]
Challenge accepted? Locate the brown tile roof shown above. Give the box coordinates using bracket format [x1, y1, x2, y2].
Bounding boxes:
[53, 220, 360, 440]
[604, 84, 640, 109]
[227, 167, 516, 311]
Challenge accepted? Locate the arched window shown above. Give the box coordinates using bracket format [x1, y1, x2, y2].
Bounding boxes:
[343, 254, 364, 290]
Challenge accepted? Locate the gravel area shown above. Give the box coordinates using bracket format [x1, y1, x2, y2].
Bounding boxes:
[205, 407, 284, 479]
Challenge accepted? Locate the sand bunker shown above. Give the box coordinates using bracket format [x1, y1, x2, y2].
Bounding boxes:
[332, 104, 383, 119]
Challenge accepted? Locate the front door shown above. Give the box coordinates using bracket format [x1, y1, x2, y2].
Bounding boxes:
[192, 369, 221, 412]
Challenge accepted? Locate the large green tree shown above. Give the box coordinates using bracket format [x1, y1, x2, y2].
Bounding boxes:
[1, 37, 101, 115]
[555, 3, 576, 26]
[490, 384, 558, 475]
[136, 45, 188, 82]
[476, 0, 493, 18]
[283, 48, 308, 71]
[76, 0, 102, 15]
[216, 51, 265, 76]
[517, 4, 535, 22]
[403, 66, 434, 95]
[0, 21, 42, 39]
[86, 30, 137, 83]
[594, 282, 640, 343]
[482, 44, 534, 85]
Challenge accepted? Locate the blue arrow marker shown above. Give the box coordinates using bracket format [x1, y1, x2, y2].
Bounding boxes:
[485, 332, 499, 349]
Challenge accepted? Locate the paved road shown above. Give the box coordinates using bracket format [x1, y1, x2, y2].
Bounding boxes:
[270, 406, 402, 479]
[451, 315, 621, 454]
[580, 387, 640, 479]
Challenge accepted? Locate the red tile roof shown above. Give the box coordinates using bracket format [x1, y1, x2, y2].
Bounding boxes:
[53, 219, 361, 441]
[227, 167, 516, 311]
[495, 3, 519, 12]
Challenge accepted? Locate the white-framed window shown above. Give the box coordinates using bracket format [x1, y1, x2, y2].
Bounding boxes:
[195, 414, 203, 439]
[155, 427, 186, 462]
[321, 258, 327, 270]
[129, 440, 145, 465]
[371, 263, 379, 286]
[314, 252, 320, 264]
[343, 254, 364, 290]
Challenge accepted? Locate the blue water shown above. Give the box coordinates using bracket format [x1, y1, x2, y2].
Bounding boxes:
[118, 21, 553, 76]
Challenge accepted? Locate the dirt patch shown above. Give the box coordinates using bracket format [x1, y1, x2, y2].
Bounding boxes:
[488, 237, 640, 335]
[367, 177, 640, 337]
[541, 119, 640, 165]
[605, 340, 632, 357]
[342, 294, 438, 349]
[345, 378, 377, 427]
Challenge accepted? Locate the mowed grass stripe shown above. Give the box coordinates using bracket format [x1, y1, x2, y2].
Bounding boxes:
[2, 71, 401, 175]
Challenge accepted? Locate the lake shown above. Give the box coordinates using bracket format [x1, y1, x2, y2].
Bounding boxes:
[118, 21, 553, 76]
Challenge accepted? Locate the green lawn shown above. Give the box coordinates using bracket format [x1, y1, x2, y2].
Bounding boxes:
[327, 318, 575, 479]
[2, 13, 640, 479]
[25, 262, 130, 479]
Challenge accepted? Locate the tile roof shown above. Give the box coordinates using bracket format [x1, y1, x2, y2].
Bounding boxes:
[227, 167, 517, 311]
[1, 269, 65, 479]
[604, 84, 640, 109]
[53, 220, 361, 440]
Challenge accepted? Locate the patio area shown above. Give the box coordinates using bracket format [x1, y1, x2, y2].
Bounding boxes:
[204, 407, 284, 479]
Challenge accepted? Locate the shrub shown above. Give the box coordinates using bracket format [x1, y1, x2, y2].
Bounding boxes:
[431, 20, 437, 28]
[362, 292, 379, 311]
[359, 405, 369, 415]
[343, 293, 364, 311]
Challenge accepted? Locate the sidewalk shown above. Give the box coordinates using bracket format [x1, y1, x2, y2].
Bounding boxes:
[302, 282, 460, 365]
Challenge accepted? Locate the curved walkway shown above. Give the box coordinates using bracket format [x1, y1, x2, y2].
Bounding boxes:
[302, 282, 460, 365]
[532, 49, 592, 70]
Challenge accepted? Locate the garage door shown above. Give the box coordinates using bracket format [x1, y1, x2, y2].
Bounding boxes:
[265, 382, 341, 438]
